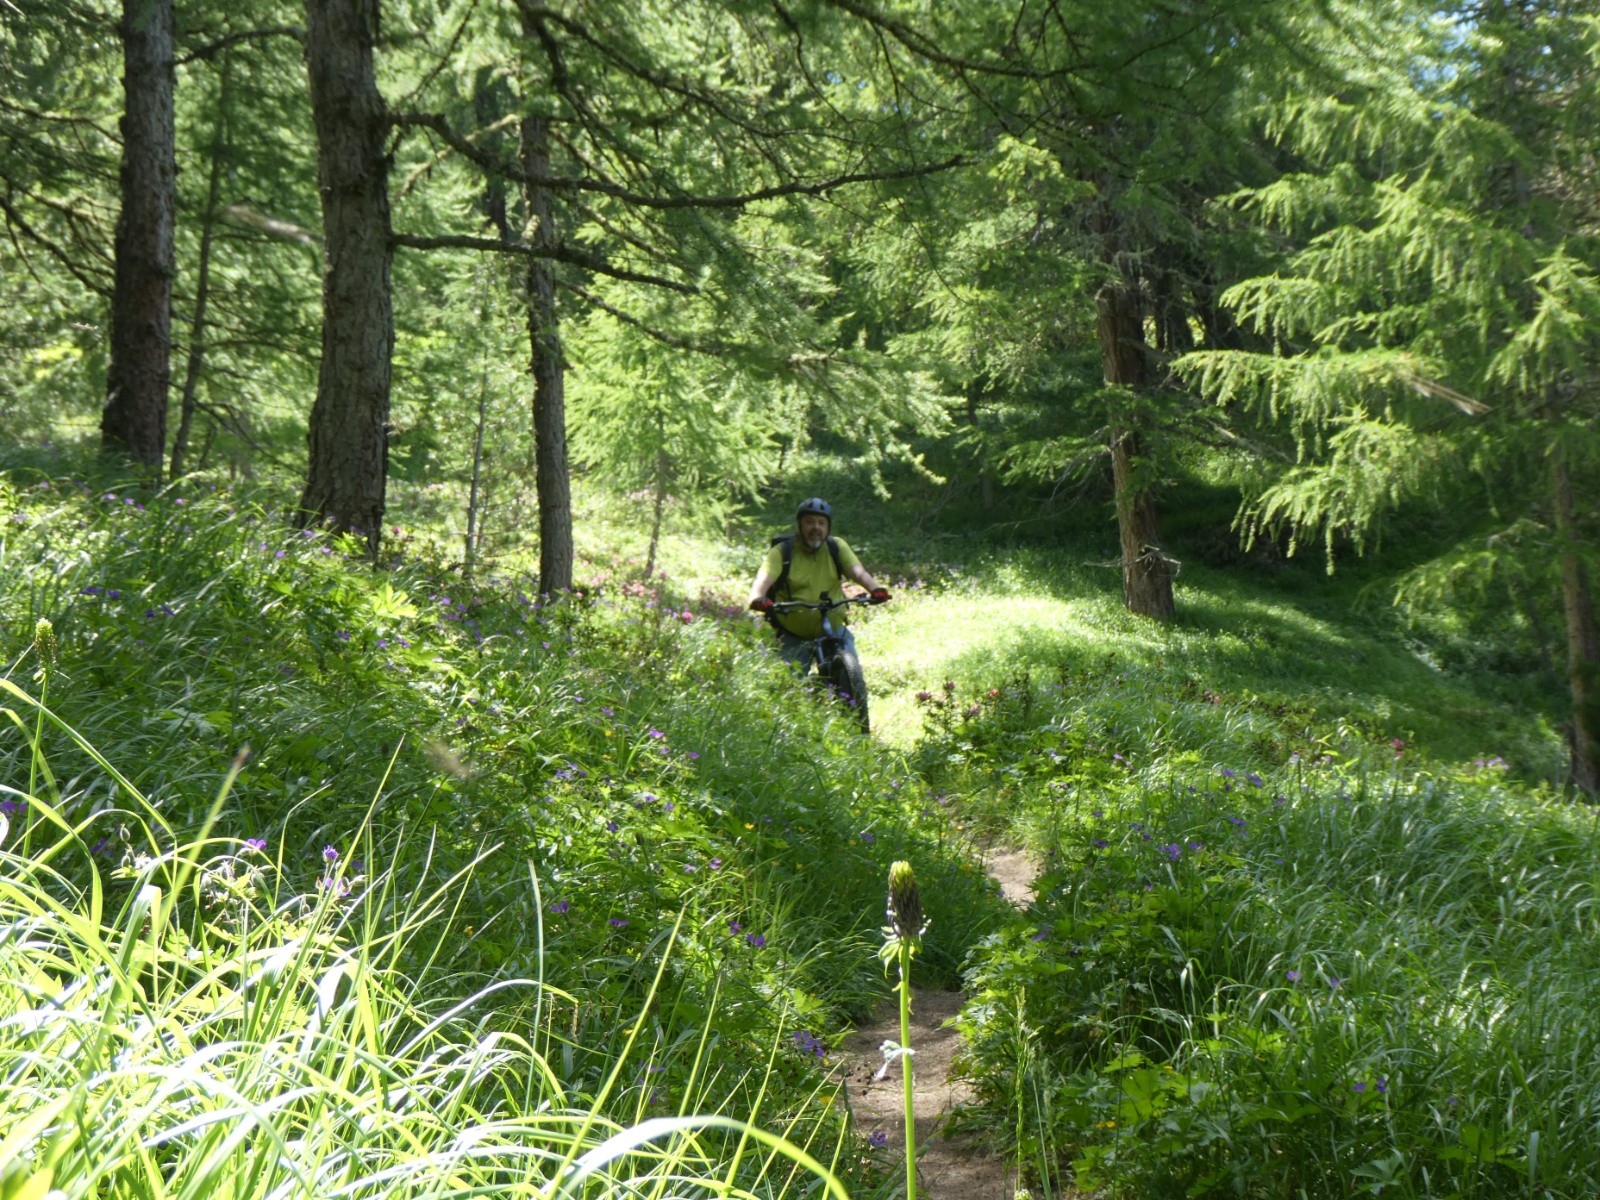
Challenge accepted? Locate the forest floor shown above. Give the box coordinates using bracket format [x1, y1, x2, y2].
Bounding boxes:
[838, 847, 1043, 1200]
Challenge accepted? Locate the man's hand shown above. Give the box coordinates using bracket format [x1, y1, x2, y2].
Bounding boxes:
[749, 597, 775, 614]
[869, 587, 891, 605]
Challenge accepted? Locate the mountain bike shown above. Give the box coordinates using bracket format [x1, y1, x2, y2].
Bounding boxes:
[769, 593, 873, 733]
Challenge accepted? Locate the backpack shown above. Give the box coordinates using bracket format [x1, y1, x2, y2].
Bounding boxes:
[764, 532, 843, 615]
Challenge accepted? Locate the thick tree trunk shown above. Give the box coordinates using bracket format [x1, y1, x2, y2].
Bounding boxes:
[102, 0, 176, 473]
[1554, 454, 1599, 797]
[298, 0, 393, 556]
[520, 111, 573, 594]
[171, 55, 231, 480]
[1096, 276, 1174, 620]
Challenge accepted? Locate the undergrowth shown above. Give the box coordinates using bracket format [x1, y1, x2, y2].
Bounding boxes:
[0, 468, 1004, 1198]
[923, 662, 1597, 1198]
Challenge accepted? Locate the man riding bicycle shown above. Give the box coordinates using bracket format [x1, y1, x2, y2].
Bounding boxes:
[747, 497, 890, 674]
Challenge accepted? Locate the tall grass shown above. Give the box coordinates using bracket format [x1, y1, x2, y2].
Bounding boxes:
[0, 466, 1007, 1196]
[935, 667, 1600, 1197]
[0, 682, 859, 1200]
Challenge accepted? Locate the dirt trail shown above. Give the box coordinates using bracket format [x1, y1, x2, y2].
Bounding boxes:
[836, 847, 1043, 1200]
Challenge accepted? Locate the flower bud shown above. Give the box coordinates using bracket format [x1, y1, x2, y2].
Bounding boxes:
[887, 860, 925, 940]
[33, 618, 57, 667]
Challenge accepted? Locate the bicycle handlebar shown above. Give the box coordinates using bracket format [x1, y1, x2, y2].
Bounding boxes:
[769, 594, 872, 614]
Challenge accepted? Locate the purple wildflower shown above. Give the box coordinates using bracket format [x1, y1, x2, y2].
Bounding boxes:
[1091, 837, 1108, 848]
[1286, 969, 1301, 983]
[550, 900, 570, 914]
[708, 858, 723, 870]
[606, 820, 620, 833]
[609, 917, 629, 928]
[745, 933, 765, 948]
[729, 921, 743, 934]
[868, 1131, 889, 1149]
[1163, 843, 1182, 861]
[322, 845, 339, 863]
[245, 837, 267, 853]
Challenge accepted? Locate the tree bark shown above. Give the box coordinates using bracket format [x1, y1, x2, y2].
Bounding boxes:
[298, 0, 393, 556]
[102, 0, 176, 474]
[1096, 275, 1175, 620]
[171, 53, 231, 480]
[520, 110, 573, 594]
[1554, 453, 1599, 797]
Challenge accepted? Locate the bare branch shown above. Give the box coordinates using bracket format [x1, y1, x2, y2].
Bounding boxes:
[557, 279, 724, 353]
[218, 203, 320, 246]
[391, 231, 699, 293]
[177, 27, 305, 64]
[391, 111, 961, 207]
[0, 191, 112, 296]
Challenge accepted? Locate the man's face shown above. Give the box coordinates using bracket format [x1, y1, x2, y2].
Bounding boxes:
[798, 513, 829, 549]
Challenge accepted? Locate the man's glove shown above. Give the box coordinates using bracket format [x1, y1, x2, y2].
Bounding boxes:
[750, 597, 775, 614]
[869, 587, 891, 605]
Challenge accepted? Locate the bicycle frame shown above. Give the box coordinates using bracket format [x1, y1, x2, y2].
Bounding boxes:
[770, 592, 865, 675]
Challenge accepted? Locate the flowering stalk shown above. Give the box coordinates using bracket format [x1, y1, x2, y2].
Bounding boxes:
[883, 860, 927, 1200]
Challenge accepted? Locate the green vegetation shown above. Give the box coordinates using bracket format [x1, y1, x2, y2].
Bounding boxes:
[5, 0, 1598, 1195]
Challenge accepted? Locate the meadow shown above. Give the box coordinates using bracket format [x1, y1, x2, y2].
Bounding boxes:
[0, 447, 1587, 1200]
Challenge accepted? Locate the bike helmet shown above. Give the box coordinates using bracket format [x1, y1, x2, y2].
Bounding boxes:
[796, 497, 833, 528]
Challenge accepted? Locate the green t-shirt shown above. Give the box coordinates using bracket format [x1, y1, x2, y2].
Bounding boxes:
[764, 536, 862, 638]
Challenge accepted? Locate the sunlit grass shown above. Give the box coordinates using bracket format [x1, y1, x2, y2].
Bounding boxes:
[0, 683, 859, 1200]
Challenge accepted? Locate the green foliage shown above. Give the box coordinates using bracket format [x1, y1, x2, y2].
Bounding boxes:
[0, 467, 1009, 1193]
[910, 638, 1591, 1197]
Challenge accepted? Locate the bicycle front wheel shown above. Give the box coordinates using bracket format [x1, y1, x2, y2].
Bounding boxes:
[828, 646, 871, 734]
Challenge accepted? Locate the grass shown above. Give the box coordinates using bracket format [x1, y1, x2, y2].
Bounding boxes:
[0, 691, 857, 1200]
[0, 460, 1009, 1200]
[918, 654, 1594, 1196]
[1, 435, 1584, 1200]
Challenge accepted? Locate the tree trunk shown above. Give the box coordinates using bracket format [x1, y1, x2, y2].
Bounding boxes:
[171, 53, 232, 480]
[298, 0, 393, 557]
[1096, 275, 1174, 620]
[1554, 453, 1599, 797]
[520, 110, 572, 594]
[644, 448, 668, 580]
[102, 0, 176, 474]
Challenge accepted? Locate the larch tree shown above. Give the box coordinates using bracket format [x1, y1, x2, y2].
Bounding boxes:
[1178, 1, 1600, 793]
[823, 0, 1321, 618]
[318, 0, 959, 585]
[298, 0, 392, 552]
[102, 0, 176, 472]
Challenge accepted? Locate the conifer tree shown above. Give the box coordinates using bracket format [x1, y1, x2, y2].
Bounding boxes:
[102, 0, 176, 473]
[1178, 1, 1600, 793]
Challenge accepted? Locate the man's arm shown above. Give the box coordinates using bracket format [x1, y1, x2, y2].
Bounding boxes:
[847, 561, 879, 591]
[748, 565, 778, 607]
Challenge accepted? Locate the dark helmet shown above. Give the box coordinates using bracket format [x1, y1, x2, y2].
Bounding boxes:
[796, 497, 832, 527]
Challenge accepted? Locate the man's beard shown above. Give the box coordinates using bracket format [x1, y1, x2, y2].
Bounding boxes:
[803, 532, 826, 551]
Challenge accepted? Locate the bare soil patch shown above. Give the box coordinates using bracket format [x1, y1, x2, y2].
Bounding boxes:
[833, 846, 1056, 1199]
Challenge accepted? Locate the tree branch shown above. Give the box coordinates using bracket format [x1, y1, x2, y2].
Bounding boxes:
[391, 231, 699, 293]
[391, 110, 961, 207]
[0, 190, 112, 296]
[557, 279, 725, 353]
[177, 26, 305, 64]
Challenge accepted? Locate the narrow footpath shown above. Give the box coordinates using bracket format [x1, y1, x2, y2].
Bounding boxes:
[838, 849, 1043, 1199]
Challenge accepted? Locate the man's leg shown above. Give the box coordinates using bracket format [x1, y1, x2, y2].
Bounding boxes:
[775, 630, 818, 676]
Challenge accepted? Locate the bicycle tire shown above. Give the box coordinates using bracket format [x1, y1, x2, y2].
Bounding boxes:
[828, 646, 871, 734]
